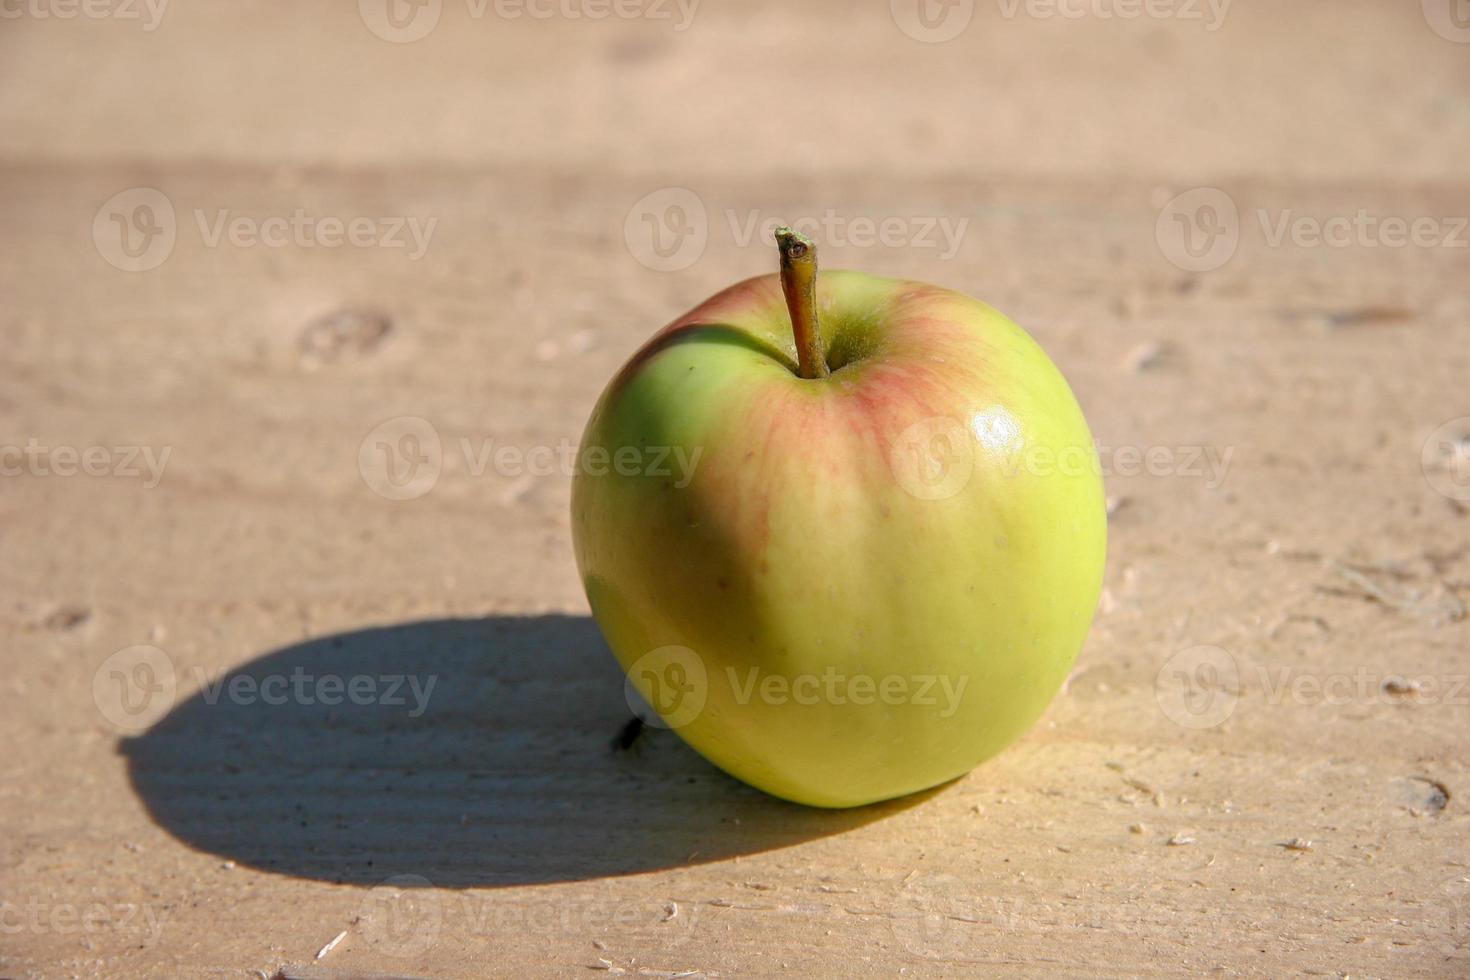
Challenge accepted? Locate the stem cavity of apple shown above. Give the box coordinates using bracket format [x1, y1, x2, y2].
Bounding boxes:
[775, 226, 829, 380]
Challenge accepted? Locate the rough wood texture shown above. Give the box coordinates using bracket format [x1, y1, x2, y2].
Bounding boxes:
[2, 2, 1468, 977]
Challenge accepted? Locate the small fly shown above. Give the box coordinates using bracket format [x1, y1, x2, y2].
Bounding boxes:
[611, 716, 645, 752]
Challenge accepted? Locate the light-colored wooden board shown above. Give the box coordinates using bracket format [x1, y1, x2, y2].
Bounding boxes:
[2, 3, 1468, 977]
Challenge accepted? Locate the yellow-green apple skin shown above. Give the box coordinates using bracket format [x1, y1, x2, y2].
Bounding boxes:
[572, 270, 1105, 808]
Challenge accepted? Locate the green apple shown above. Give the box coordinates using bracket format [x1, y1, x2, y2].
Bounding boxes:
[572, 228, 1105, 807]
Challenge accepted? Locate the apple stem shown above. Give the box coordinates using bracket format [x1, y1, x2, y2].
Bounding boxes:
[775, 226, 829, 379]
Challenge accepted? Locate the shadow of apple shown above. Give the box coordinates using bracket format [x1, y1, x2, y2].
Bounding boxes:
[120, 615, 925, 888]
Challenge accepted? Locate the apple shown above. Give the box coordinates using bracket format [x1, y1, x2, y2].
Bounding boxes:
[572, 228, 1105, 807]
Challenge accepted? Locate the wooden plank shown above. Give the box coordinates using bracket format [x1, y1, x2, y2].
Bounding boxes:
[2, 3, 1468, 977]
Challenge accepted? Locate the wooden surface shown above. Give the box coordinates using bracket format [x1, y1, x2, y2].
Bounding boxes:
[3, 3, 1469, 977]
